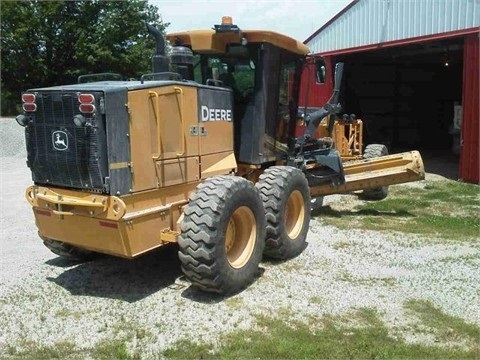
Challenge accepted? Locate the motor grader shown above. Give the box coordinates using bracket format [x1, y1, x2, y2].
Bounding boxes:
[16, 17, 424, 295]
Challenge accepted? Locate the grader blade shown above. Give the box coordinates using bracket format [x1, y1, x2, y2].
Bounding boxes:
[310, 150, 425, 197]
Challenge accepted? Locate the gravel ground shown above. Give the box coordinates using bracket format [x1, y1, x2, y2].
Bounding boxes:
[0, 118, 479, 358]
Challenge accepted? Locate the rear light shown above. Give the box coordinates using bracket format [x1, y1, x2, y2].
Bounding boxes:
[78, 93, 94, 103]
[21, 92, 37, 113]
[22, 103, 37, 112]
[78, 93, 96, 113]
[79, 103, 96, 113]
[22, 93, 36, 103]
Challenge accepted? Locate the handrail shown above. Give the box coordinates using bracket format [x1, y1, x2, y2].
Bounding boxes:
[149, 87, 186, 160]
[141, 72, 182, 83]
[173, 86, 186, 156]
[78, 72, 122, 83]
[148, 91, 162, 159]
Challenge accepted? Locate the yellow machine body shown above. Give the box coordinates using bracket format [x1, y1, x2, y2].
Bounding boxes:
[21, 21, 425, 261]
[26, 83, 237, 258]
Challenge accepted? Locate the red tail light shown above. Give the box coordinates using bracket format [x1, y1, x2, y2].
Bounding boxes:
[22, 93, 36, 103]
[79, 104, 96, 113]
[78, 93, 95, 113]
[22, 93, 37, 112]
[22, 103, 37, 112]
[78, 93, 94, 103]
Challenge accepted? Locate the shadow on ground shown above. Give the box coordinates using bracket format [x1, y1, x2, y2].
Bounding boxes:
[46, 244, 184, 303]
[46, 244, 268, 304]
[312, 205, 415, 218]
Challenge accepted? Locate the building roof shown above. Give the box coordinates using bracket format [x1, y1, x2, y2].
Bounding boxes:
[306, 0, 480, 55]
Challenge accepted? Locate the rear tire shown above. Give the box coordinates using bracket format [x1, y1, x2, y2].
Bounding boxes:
[42, 236, 99, 262]
[362, 144, 389, 200]
[256, 166, 311, 260]
[178, 176, 265, 295]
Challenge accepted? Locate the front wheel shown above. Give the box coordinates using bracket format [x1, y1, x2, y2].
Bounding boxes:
[178, 176, 265, 295]
[256, 166, 311, 260]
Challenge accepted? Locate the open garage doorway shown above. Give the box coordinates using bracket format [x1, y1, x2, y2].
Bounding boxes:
[335, 36, 464, 179]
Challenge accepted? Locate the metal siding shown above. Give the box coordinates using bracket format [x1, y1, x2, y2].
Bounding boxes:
[307, 0, 480, 53]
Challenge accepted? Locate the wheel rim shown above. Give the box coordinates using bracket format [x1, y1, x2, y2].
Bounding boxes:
[284, 190, 305, 240]
[225, 206, 256, 269]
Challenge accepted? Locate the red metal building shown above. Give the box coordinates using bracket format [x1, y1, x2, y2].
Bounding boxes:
[301, 0, 479, 183]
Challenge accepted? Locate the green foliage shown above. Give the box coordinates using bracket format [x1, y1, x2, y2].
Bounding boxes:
[1, 0, 167, 115]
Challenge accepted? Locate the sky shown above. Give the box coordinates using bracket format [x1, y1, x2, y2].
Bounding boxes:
[150, 0, 352, 43]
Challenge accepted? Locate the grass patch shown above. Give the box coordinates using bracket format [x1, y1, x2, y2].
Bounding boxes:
[315, 180, 480, 240]
[5, 340, 78, 360]
[5, 329, 143, 360]
[404, 299, 480, 344]
[91, 338, 135, 360]
[5, 338, 138, 360]
[163, 308, 479, 359]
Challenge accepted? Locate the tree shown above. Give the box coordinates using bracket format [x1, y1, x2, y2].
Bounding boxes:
[1, 0, 168, 115]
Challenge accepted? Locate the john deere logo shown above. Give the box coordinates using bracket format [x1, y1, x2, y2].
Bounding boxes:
[52, 130, 68, 151]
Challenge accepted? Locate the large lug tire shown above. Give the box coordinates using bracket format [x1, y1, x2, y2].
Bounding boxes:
[41, 236, 99, 262]
[256, 166, 311, 260]
[362, 144, 389, 200]
[178, 176, 266, 295]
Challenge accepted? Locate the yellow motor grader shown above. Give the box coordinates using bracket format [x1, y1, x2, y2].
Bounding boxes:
[15, 17, 424, 295]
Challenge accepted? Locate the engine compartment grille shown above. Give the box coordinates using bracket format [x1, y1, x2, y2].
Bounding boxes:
[25, 91, 108, 193]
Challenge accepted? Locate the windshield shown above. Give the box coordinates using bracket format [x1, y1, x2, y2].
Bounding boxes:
[192, 49, 256, 96]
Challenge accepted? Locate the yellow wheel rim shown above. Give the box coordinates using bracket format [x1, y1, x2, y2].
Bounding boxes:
[284, 190, 305, 240]
[225, 206, 256, 269]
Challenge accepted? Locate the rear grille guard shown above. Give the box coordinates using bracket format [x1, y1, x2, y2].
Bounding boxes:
[26, 185, 126, 220]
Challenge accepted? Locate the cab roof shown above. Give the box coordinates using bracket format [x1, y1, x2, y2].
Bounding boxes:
[166, 29, 311, 56]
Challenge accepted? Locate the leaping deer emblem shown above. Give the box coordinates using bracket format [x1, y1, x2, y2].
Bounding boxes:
[52, 131, 68, 150]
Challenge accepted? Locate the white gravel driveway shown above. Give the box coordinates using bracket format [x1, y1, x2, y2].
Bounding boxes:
[0, 118, 478, 358]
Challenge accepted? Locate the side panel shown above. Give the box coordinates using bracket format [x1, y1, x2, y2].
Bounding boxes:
[197, 87, 234, 154]
[127, 85, 200, 192]
[197, 87, 236, 176]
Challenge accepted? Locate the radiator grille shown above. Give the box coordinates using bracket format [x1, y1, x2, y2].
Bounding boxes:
[26, 91, 108, 192]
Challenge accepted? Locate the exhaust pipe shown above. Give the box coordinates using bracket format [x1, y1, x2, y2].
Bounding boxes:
[146, 24, 169, 73]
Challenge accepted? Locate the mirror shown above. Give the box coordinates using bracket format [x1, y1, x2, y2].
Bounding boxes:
[315, 58, 326, 84]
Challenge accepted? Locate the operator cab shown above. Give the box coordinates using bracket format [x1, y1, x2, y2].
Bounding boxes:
[166, 17, 309, 166]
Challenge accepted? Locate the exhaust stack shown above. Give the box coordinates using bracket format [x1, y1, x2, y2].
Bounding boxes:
[146, 24, 169, 73]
